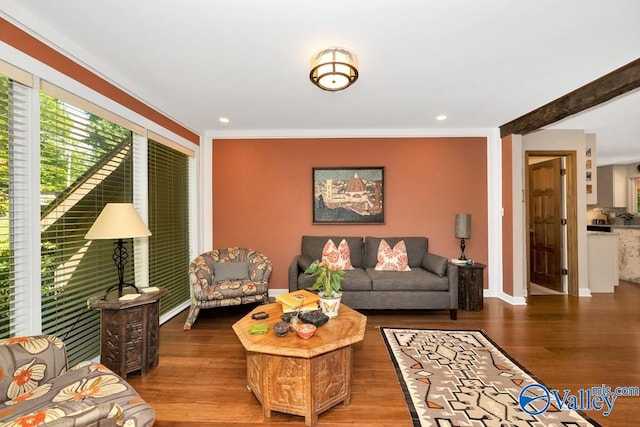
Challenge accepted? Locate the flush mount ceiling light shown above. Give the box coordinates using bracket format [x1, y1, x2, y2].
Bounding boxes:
[309, 46, 359, 91]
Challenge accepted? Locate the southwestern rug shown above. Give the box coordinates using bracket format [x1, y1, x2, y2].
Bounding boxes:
[381, 328, 602, 427]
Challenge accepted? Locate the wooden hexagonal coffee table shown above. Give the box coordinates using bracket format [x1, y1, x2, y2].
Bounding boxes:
[233, 302, 367, 426]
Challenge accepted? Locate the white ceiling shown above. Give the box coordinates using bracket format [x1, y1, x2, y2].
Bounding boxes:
[1, 0, 639, 165]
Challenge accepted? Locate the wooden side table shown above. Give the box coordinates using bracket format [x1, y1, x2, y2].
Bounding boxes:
[457, 263, 486, 311]
[91, 288, 167, 378]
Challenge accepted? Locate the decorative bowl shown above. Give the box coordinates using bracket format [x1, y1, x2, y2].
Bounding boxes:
[296, 323, 316, 339]
[274, 321, 290, 337]
[300, 311, 329, 328]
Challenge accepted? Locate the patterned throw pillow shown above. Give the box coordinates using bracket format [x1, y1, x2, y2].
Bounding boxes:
[321, 239, 354, 270]
[375, 239, 411, 271]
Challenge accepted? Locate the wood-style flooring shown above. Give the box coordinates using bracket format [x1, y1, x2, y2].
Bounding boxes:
[126, 281, 640, 426]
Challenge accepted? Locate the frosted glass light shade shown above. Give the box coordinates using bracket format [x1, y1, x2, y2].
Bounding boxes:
[85, 203, 151, 239]
[310, 47, 359, 91]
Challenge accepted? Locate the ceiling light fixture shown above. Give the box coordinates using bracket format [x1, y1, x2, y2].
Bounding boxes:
[309, 46, 359, 91]
[436, 115, 447, 121]
[218, 117, 230, 124]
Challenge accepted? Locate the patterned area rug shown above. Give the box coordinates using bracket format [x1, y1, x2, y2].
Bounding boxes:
[381, 328, 601, 426]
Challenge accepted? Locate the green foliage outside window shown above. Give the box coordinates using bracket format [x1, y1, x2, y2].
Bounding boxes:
[1, 85, 132, 342]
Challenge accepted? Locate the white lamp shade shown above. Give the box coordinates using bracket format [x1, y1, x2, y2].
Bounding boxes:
[455, 213, 471, 239]
[85, 203, 151, 240]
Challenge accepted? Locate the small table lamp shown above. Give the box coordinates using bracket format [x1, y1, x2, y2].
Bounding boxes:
[455, 213, 471, 260]
[85, 203, 151, 296]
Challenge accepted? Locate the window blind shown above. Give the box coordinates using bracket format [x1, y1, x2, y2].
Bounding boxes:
[0, 76, 30, 337]
[39, 91, 133, 365]
[148, 139, 190, 314]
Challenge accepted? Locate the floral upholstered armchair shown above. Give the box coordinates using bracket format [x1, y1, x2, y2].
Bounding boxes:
[184, 247, 272, 330]
[0, 335, 155, 426]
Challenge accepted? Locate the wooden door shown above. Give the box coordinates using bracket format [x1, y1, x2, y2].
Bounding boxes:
[529, 158, 563, 292]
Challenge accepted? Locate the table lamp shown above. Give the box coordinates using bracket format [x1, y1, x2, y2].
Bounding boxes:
[85, 203, 151, 296]
[455, 213, 471, 260]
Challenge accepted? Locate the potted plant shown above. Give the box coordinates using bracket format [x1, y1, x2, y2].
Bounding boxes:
[617, 212, 634, 225]
[305, 260, 344, 318]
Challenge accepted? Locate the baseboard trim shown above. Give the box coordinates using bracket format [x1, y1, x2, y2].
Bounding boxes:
[160, 300, 190, 325]
[485, 290, 527, 305]
[578, 287, 592, 297]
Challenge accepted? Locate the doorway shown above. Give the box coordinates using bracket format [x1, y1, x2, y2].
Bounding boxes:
[528, 157, 565, 293]
[525, 150, 579, 297]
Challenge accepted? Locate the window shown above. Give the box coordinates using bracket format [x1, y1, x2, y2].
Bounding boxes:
[148, 140, 191, 314]
[0, 60, 196, 361]
[0, 75, 30, 337]
[39, 91, 133, 364]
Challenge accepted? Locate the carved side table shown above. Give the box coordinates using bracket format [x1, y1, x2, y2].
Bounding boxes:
[457, 263, 486, 311]
[91, 288, 167, 378]
[233, 303, 367, 427]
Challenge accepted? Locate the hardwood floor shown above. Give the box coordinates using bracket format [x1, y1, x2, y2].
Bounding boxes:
[127, 281, 640, 426]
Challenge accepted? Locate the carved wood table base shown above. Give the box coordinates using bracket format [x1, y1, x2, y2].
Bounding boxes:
[91, 288, 167, 378]
[233, 303, 366, 426]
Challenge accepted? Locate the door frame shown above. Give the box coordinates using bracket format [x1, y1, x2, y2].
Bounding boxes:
[525, 150, 578, 297]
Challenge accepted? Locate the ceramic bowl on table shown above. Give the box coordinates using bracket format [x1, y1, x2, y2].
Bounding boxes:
[296, 323, 316, 339]
[274, 321, 290, 337]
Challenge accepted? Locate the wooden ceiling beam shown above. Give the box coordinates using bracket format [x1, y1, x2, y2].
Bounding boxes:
[500, 58, 640, 138]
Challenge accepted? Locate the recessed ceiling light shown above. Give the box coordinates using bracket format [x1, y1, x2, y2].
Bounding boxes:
[218, 117, 230, 124]
[436, 115, 447, 121]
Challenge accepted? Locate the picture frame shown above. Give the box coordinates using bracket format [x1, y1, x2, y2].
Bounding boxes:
[312, 167, 384, 224]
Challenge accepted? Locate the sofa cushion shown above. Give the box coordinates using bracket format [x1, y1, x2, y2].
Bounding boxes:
[374, 239, 411, 271]
[297, 254, 314, 271]
[366, 268, 450, 291]
[213, 261, 249, 281]
[365, 237, 428, 268]
[298, 268, 372, 292]
[422, 253, 448, 277]
[301, 236, 364, 268]
[322, 238, 354, 270]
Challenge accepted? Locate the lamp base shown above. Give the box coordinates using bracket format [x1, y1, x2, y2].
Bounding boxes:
[458, 238, 467, 260]
[105, 282, 140, 297]
[108, 238, 139, 296]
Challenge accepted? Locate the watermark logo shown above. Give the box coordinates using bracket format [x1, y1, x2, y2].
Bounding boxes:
[519, 383, 639, 417]
[519, 383, 551, 415]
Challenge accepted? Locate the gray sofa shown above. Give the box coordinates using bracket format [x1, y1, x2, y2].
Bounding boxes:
[288, 236, 458, 319]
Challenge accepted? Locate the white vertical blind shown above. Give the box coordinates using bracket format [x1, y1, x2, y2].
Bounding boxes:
[133, 132, 150, 289]
[0, 76, 30, 337]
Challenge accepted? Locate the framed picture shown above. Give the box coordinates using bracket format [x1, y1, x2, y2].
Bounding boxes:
[312, 167, 384, 224]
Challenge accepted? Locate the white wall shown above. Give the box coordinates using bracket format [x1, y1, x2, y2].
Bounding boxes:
[515, 129, 590, 296]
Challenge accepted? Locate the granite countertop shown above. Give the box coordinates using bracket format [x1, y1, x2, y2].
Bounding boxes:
[611, 224, 640, 230]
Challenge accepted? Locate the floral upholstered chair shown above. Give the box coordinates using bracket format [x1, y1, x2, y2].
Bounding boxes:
[184, 247, 272, 330]
[0, 335, 155, 426]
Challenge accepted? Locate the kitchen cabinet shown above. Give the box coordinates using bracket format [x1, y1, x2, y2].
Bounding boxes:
[597, 165, 627, 207]
[587, 232, 618, 292]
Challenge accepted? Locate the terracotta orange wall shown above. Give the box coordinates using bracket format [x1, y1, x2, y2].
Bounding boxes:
[212, 137, 488, 290]
[501, 135, 514, 296]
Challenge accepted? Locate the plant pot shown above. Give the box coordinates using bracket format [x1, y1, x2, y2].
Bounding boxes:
[318, 293, 342, 318]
